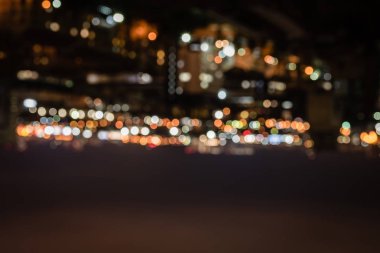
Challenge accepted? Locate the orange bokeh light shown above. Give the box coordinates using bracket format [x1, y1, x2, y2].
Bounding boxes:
[115, 121, 123, 129]
[305, 66, 314, 75]
[223, 107, 231, 116]
[171, 118, 180, 127]
[148, 32, 157, 41]
[214, 119, 223, 128]
[41, 0, 51, 9]
[360, 131, 378, 144]
[214, 56, 222, 64]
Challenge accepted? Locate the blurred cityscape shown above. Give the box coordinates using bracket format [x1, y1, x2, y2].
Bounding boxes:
[1, 0, 380, 157]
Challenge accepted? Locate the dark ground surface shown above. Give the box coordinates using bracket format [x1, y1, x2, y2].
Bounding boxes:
[0, 142, 379, 253]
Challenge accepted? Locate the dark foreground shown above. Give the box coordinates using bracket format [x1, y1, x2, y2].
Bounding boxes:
[1, 143, 379, 253]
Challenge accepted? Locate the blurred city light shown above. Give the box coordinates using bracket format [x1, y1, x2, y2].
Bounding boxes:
[23, 98, 37, 108]
[0, 0, 378, 158]
[217, 89, 227, 100]
[181, 33, 191, 43]
[113, 13, 125, 23]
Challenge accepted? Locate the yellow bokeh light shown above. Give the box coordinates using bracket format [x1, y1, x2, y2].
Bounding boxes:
[360, 131, 378, 144]
[157, 50, 165, 59]
[263, 100, 271, 108]
[215, 40, 223, 48]
[240, 110, 249, 119]
[304, 140, 314, 149]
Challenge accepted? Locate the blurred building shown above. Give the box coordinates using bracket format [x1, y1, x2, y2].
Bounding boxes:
[2, 1, 373, 151]
[0, 0, 34, 30]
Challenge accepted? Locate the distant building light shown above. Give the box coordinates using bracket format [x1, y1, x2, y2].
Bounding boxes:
[237, 48, 246, 56]
[268, 81, 287, 92]
[52, 0, 61, 8]
[49, 22, 60, 32]
[80, 28, 89, 38]
[179, 72, 192, 82]
[17, 70, 39, 80]
[223, 45, 235, 57]
[58, 108, 67, 118]
[310, 70, 321, 81]
[199, 73, 213, 83]
[322, 82, 333, 91]
[264, 55, 278, 65]
[157, 50, 165, 59]
[241, 80, 250, 89]
[207, 130, 216, 139]
[113, 13, 124, 23]
[214, 110, 223, 119]
[305, 66, 314, 75]
[148, 32, 157, 41]
[106, 15, 115, 25]
[41, 0, 51, 9]
[23, 98, 37, 108]
[287, 63, 297, 71]
[263, 100, 272, 108]
[37, 107, 47, 116]
[87, 73, 152, 85]
[83, 130, 92, 139]
[98, 5, 112, 15]
[231, 96, 254, 105]
[218, 50, 226, 59]
[200, 82, 209, 89]
[91, 17, 101, 26]
[169, 127, 180, 136]
[62, 127, 72, 136]
[176, 87, 184, 95]
[181, 33, 191, 43]
[200, 42, 209, 52]
[137, 73, 153, 84]
[215, 40, 223, 48]
[282, 101, 293, 109]
[217, 89, 227, 100]
[324, 73, 332, 81]
[120, 127, 129, 136]
[98, 131, 109, 140]
[122, 104, 130, 112]
[69, 27, 78, 37]
[373, 112, 380, 121]
[130, 126, 139, 136]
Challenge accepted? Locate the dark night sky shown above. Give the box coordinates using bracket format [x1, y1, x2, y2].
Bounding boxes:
[98, 0, 379, 42]
[68, 0, 379, 42]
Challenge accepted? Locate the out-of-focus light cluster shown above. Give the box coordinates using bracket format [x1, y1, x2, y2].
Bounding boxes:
[197, 109, 312, 150]
[16, 99, 202, 149]
[17, 69, 74, 88]
[337, 119, 380, 147]
[16, 100, 314, 154]
[86, 72, 153, 85]
[176, 27, 333, 98]
[41, 0, 61, 12]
